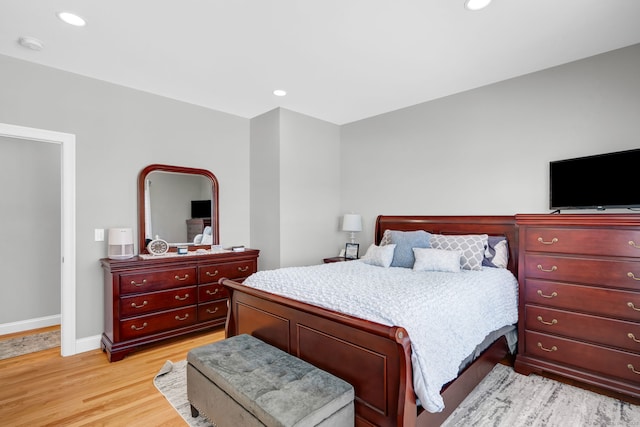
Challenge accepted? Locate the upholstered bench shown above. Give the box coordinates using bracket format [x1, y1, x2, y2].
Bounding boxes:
[187, 334, 355, 427]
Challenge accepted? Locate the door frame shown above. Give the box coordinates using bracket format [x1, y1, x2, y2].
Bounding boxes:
[0, 123, 76, 356]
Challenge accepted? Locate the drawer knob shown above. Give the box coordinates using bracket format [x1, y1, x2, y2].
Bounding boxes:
[627, 272, 640, 281]
[206, 307, 219, 314]
[629, 241, 640, 249]
[537, 290, 558, 299]
[537, 342, 557, 352]
[628, 302, 640, 312]
[130, 322, 148, 331]
[537, 264, 557, 273]
[536, 316, 557, 326]
[175, 314, 189, 321]
[205, 270, 219, 277]
[537, 237, 558, 245]
[238, 266, 250, 272]
[174, 274, 189, 281]
[130, 279, 147, 287]
[175, 293, 189, 301]
[628, 364, 640, 375]
[628, 333, 640, 343]
[206, 288, 219, 296]
[130, 301, 148, 309]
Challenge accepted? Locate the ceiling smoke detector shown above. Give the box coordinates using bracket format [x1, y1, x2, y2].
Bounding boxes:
[18, 36, 44, 51]
[465, 0, 492, 11]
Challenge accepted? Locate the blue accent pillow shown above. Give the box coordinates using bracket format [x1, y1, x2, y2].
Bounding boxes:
[387, 230, 431, 268]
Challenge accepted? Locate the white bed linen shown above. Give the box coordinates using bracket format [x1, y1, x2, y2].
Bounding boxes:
[243, 261, 518, 413]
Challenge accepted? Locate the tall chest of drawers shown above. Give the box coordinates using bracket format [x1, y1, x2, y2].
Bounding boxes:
[515, 214, 640, 398]
[101, 249, 259, 362]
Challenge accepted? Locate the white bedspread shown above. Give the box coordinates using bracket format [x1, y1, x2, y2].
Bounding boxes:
[243, 261, 518, 413]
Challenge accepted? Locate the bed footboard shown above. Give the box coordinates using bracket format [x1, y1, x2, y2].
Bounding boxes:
[222, 278, 416, 427]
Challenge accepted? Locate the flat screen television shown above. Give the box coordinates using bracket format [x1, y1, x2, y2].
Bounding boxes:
[550, 148, 640, 211]
[191, 200, 211, 218]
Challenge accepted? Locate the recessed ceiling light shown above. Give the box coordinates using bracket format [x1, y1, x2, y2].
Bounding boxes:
[273, 89, 287, 97]
[57, 12, 86, 27]
[18, 36, 44, 51]
[464, 0, 492, 11]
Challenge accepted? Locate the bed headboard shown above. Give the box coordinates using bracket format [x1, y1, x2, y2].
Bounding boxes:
[375, 215, 519, 276]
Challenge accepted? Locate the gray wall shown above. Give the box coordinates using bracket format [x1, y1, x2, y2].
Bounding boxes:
[0, 54, 250, 338]
[0, 136, 60, 323]
[340, 44, 640, 246]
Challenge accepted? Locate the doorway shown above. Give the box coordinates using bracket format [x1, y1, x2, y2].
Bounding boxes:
[0, 123, 76, 356]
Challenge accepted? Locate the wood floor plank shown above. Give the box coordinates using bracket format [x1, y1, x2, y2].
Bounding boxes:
[0, 327, 225, 426]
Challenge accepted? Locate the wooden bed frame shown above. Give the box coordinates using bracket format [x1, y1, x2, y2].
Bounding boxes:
[222, 215, 519, 426]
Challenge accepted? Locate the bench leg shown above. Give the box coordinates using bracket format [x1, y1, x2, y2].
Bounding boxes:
[190, 404, 199, 418]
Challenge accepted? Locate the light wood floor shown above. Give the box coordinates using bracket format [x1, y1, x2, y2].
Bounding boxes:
[0, 326, 225, 427]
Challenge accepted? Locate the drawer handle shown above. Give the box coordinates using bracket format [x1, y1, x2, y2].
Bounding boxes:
[537, 264, 557, 273]
[628, 364, 640, 375]
[537, 237, 558, 245]
[130, 301, 148, 309]
[206, 307, 219, 314]
[629, 241, 640, 249]
[174, 274, 189, 281]
[628, 333, 640, 343]
[206, 288, 219, 296]
[537, 290, 558, 299]
[536, 316, 557, 326]
[238, 266, 250, 272]
[205, 270, 219, 277]
[175, 294, 189, 301]
[627, 272, 640, 281]
[130, 279, 147, 287]
[130, 322, 148, 331]
[175, 314, 189, 321]
[537, 342, 557, 352]
[628, 302, 640, 312]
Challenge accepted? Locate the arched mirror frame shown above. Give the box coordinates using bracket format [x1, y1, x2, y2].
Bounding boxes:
[138, 164, 219, 253]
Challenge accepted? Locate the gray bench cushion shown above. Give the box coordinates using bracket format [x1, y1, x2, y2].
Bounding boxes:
[187, 334, 354, 427]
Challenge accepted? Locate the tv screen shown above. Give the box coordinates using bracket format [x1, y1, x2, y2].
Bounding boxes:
[550, 148, 640, 211]
[191, 200, 211, 218]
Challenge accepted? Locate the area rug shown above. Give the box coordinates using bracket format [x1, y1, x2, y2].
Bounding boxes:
[154, 360, 640, 427]
[0, 329, 60, 360]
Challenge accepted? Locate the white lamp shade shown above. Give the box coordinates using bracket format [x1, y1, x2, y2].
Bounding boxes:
[108, 228, 134, 245]
[342, 214, 362, 232]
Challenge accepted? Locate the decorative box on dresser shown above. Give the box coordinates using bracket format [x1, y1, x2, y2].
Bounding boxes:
[101, 249, 259, 362]
[514, 214, 640, 399]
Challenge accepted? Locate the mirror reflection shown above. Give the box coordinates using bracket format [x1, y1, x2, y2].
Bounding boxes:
[138, 164, 219, 252]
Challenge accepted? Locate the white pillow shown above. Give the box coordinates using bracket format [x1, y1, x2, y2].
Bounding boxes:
[412, 248, 461, 273]
[360, 244, 396, 268]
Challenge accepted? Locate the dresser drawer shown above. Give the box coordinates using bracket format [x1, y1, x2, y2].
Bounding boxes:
[120, 306, 197, 340]
[524, 227, 640, 258]
[198, 283, 229, 303]
[119, 267, 197, 294]
[525, 305, 640, 353]
[120, 286, 197, 317]
[524, 279, 640, 322]
[198, 299, 228, 322]
[524, 254, 640, 291]
[525, 330, 640, 385]
[198, 260, 256, 283]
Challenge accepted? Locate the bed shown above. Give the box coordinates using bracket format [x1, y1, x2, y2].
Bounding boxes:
[221, 215, 519, 426]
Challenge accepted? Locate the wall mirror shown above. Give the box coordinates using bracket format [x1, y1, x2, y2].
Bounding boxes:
[138, 164, 219, 253]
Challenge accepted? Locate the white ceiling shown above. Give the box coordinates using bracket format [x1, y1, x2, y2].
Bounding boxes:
[1, 0, 640, 125]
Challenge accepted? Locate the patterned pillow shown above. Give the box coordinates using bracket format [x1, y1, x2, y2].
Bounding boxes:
[380, 230, 431, 268]
[430, 234, 488, 271]
[412, 248, 461, 272]
[483, 236, 509, 269]
[360, 244, 396, 268]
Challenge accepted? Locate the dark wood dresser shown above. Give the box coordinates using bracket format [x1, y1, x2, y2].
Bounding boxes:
[515, 214, 640, 398]
[101, 249, 259, 361]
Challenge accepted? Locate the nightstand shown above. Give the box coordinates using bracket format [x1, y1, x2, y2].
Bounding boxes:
[323, 256, 354, 263]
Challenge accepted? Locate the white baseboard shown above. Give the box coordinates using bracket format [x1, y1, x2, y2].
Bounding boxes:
[0, 314, 61, 335]
[74, 334, 102, 354]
